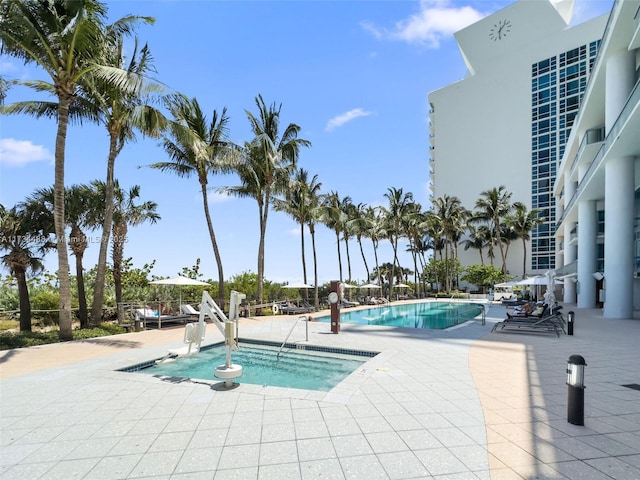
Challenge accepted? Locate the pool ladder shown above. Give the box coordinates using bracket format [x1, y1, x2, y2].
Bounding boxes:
[277, 315, 310, 359]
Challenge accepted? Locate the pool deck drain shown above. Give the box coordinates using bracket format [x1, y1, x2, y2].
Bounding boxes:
[1, 303, 640, 479]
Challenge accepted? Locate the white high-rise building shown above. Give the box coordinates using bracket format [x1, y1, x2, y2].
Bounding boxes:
[555, 0, 640, 318]
[428, 0, 607, 279]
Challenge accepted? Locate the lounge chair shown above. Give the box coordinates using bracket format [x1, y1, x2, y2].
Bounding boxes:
[340, 299, 360, 308]
[180, 304, 200, 316]
[280, 301, 314, 315]
[492, 304, 565, 337]
[133, 307, 191, 329]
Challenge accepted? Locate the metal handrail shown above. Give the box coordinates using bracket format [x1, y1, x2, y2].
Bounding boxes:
[277, 315, 309, 359]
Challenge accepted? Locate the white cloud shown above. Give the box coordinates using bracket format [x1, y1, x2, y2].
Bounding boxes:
[0, 138, 53, 166]
[325, 108, 373, 132]
[362, 0, 485, 48]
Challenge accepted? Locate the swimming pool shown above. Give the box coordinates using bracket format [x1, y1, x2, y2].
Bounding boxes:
[122, 341, 375, 391]
[317, 301, 484, 329]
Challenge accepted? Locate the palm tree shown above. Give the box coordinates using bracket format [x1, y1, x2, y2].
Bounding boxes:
[347, 203, 373, 282]
[461, 224, 488, 265]
[0, 203, 54, 332]
[225, 95, 310, 304]
[86, 29, 166, 327]
[110, 183, 160, 320]
[150, 96, 235, 309]
[319, 191, 346, 282]
[273, 169, 322, 301]
[505, 202, 544, 278]
[474, 186, 513, 278]
[432, 195, 468, 291]
[340, 196, 356, 283]
[0, 0, 151, 340]
[364, 206, 386, 288]
[25, 185, 101, 328]
[382, 187, 414, 293]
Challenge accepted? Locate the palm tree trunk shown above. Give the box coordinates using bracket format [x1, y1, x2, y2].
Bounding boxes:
[344, 236, 352, 282]
[522, 238, 527, 279]
[90, 133, 118, 327]
[372, 240, 381, 288]
[300, 220, 307, 300]
[201, 184, 225, 309]
[16, 268, 31, 332]
[335, 231, 343, 282]
[357, 236, 370, 280]
[55, 95, 73, 341]
[257, 196, 269, 305]
[70, 225, 88, 328]
[310, 224, 319, 308]
[112, 223, 126, 322]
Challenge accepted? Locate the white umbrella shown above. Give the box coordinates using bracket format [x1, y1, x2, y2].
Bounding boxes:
[393, 283, 410, 288]
[515, 276, 547, 285]
[360, 283, 381, 289]
[149, 275, 211, 306]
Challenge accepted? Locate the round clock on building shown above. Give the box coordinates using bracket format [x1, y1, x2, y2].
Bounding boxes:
[489, 19, 511, 41]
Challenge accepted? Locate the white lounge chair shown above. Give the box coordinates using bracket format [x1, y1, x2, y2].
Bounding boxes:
[180, 304, 200, 316]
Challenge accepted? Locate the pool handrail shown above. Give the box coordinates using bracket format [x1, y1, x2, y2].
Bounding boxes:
[277, 315, 310, 359]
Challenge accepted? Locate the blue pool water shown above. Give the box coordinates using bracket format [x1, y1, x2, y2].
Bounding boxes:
[317, 301, 483, 329]
[127, 342, 371, 391]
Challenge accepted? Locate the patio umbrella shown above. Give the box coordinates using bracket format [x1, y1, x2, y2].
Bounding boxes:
[149, 275, 211, 306]
[393, 283, 410, 288]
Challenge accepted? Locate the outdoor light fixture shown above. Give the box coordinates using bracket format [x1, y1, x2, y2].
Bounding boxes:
[567, 354, 587, 425]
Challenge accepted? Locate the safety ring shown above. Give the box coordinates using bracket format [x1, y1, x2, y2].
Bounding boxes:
[272, 303, 279, 314]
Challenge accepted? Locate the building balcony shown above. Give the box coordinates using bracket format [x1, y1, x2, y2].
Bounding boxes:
[569, 126, 605, 178]
[556, 80, 640, 232]
[555, 261, 577, 277]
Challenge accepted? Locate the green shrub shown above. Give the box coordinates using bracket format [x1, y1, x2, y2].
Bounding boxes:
[0, 324, 128, 350]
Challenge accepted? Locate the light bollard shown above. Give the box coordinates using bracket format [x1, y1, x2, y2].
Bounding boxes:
[567, 311, 575, 336]
[567, 354, 586, 425]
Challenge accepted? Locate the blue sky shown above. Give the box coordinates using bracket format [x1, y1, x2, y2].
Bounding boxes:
[0, 0, 613, 285]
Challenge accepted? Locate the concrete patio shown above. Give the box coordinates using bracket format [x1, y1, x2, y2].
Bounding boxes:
[1, 303, 639, 479]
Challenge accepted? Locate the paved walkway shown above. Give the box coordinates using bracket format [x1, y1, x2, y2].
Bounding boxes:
[1, 303, 639, 479]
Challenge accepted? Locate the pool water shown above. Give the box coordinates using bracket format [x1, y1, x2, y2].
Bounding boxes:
[318, 301, 483, 329]
[130, 343, 370, 391]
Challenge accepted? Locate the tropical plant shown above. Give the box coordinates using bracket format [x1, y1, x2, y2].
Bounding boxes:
[273, 168, 322, 303]
[0, 203, 54, 331]
[381, 187, 414, 294]
[86, 27, 167, 327]
[505, 202, 544, 279]
[224, 95, 310, 305]
[460, 264, 504, 292]
[319, 191, 347, 282]
[109, 183, 160, 320]
[0, 0, 153, 340]
[474, 186, 514, 278]
[150, 96, 236, 309]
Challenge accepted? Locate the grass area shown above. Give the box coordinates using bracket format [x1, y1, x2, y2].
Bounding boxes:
[0, 323, 128, 351]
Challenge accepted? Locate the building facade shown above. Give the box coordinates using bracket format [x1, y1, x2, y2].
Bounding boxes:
[554, 0, 640, 318]
[428, 0, 607, 279]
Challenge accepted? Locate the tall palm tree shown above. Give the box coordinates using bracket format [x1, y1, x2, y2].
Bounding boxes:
[86, 30, 166, 327]
[0, 0, 151, 340]
[382, 187, 414, 293]
[25, 185, 101, 328]
[0, 203, 54, 332]
[505, 202, 544, 278]
[340, 196, 356, 283]
[225, 95, 310, 304]
[273, 168, 322, 301]
[364, 206, 386, 288]
[108, 182, 160, 320]
[150, 96, 235, 308]
[347, 203, 373, 282]
[432, 195, 468, 291]
[461, 224, 487, 265]
[319, 191, 346, 282]
[474, 186, 513, 278]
